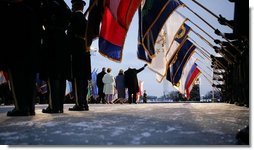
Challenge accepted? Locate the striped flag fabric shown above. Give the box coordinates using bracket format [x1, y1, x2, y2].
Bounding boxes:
[166, 39, 196, 85]
[138, 0, 182, 58]
[155, 23, 191, 82]
[149, 20, 190, 81]
[173, 56, 196, 94]
[99, 0, 142, 62]
[185, 63, 201, 99]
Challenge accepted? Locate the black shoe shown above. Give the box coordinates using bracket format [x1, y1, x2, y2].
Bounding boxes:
[69, 105, 84, 111]
[7, 109, 30, 116]
[30, 111, 36, 116]
[84, 106, 89, 111]
[42, 107, 62, 113]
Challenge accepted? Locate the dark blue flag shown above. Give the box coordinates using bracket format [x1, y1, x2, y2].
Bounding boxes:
[138, 0, 182, 58]
[166, 39, 196, 85]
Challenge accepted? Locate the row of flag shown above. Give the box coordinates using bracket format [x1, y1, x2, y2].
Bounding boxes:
[86, 0, 208, 99]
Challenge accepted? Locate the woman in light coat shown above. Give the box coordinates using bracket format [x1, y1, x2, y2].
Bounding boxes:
[102, 68, 115, 103]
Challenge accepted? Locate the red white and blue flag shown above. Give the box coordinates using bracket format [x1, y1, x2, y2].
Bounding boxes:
[185, 63, 201, 99]
[166, 39, 196, 85]
[99, 0, 142, 62]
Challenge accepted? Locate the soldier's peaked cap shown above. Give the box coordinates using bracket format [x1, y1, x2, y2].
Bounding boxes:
[71, 0, 86, 5]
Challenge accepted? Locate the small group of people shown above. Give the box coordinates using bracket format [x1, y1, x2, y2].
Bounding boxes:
[96, 64, 148, 104]
[0, 0, 93, 116]
[0, 0, 148, 117]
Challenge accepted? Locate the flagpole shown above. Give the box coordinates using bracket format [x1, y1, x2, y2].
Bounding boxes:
[197, 61, 225, 86]
[188, 37, 211, 60]
[181, 4, 242, 54]
[185, 18, 238, 60]
[178, 11, 236, 60]
[183, 4, 216, 30]
[190, 29, 213, 48]
[196, 63, 212, 79]
[191, 0, 233, 29]
[195, 56, 213, 73]
[196, 65, 222, 86]
[190, 30, 235, 64]
[177, 12, 216, 42]
[194, 51, 208, 62]
[196, 66, 213, 85]
[211, 57, 227, 70]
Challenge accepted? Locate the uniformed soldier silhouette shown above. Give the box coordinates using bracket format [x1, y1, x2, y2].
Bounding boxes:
[40, 0, 71, 113]
[0, 0, 41, 116]
[68, 0, 91, 111]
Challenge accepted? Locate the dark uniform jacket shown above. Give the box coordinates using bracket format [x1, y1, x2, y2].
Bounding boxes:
[0, 1, 41, 72]
[40, 0, 71, 80]
[67, 11, 91, 80]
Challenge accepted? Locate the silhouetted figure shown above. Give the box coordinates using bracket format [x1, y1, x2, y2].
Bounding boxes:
[40, 0, 71, 113]
[115, 69, 125, 100]
[124, 64, 147, 104]
[1, 0, 41, 116]
[68, 0, 91, 111]
[97, 67, 106, 103]
[143, 90, 147, 103]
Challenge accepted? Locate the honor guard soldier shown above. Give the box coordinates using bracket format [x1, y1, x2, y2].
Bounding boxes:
[40, 0, 71, 113]
[68, 0, 91, 111]
[1, 0, 41, 116]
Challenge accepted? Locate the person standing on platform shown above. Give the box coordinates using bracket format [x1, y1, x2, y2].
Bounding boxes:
[102, 68, 115, 104]
[124, 64, 147, 104]
[41, 0, 71, 113]
[143, 90, 147, 103]
[97, 67, 106, 103]
[115, 69, 126, 101]
[68, 0, 91, 111]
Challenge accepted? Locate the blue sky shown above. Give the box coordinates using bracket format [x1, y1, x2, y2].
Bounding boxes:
[64, 0, 235, 97]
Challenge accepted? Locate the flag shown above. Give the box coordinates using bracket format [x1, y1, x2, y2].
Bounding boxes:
[185, 63, 201, 99]
[115, 0, 142, 28]
[148, 11, 186, 77]
[136, 80, 144, 103]
[166, 39, 196, 85]
[173, 57, 196, 94]
[99, 0, 142, 62]
[86, 0, 105, 48]
[138, 0, 182, 57]
[137, 4, 152, 63]
[137, 43, 152, 62]
[91, 69, 98, 96]
[156, 23, 191, 82]
[0, 71, 7, 85]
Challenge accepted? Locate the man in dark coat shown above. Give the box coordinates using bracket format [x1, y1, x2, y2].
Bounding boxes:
[68, 0, 91, 111]
[124, 64, 147, 104]
[96, 67, 106, 104]
[2, 0, 41, 116]
[41, 0, 71, 113]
